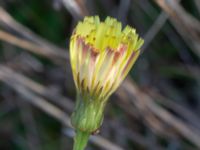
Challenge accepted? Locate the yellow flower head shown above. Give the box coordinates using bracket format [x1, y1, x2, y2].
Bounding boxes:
[70, 16, 144, 100]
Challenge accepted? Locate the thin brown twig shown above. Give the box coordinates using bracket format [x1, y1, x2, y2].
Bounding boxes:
[0, 7, 67, 54]
[0, 64, 74, 112]
[61, 0, 87, 19]
[0, 29, 66, 65]
[141, 11, 168, 52]
[148, 89, 200, 130]
[0, 65, 124, 150]
[136, 0, 195, 64]
[120, 79, 200, 149]
[153, 0, 200, 57]
[0, 64, 158, 149]
[0, 63, 165, 149]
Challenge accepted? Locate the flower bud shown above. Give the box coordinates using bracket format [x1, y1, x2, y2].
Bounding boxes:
[70, 16, 144, 133]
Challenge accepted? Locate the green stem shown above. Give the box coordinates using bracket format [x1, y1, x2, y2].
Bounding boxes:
[73, 130, 90, 150]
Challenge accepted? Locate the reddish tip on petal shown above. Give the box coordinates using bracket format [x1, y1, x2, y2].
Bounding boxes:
[113, 44, 127, 63]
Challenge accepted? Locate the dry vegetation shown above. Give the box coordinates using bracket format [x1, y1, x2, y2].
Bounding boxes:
[0, 0, 200, 150]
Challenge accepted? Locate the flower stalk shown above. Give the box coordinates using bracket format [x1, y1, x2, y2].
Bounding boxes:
[73, 130, 90, 150]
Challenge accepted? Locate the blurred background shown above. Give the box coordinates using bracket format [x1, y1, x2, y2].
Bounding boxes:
[0, 0, 200, 150]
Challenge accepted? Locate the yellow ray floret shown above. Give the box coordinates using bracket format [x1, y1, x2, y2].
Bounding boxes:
[70, 16, 144, 100]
